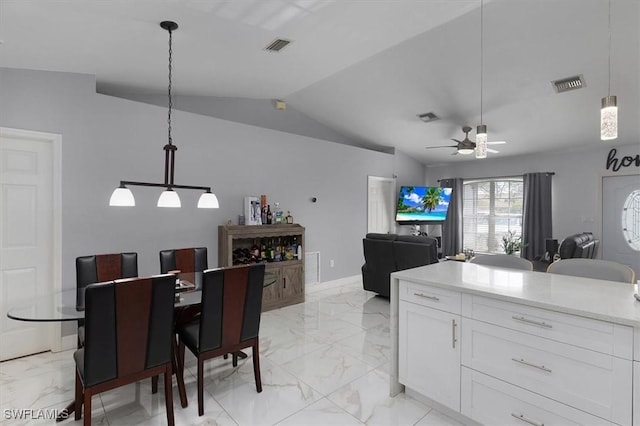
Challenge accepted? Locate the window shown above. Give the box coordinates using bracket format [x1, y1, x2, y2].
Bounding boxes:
[463, 177, 524, 253]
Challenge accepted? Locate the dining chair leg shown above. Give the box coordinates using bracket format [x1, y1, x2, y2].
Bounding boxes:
[164, 365, 175, 426]
[74, 370, 82, 421]
[173, 336, 188, 408]
[232, 352, 238, 367]
[197, 357, 204, 416]
[151, 375, 158, 394]
[83, 390, 92, 426]
[252, 341, 262, 393]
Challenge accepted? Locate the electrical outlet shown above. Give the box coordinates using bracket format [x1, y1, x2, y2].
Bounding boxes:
[330, 259, 334, 268]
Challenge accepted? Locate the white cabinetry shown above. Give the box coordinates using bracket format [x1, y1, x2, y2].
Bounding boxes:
[398, 280, 460, 411]
[392, 263, 638, 426]
[635, 362, 640, 426]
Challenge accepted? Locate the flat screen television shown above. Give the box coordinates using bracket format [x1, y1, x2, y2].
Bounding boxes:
[395, 186, 452, 224]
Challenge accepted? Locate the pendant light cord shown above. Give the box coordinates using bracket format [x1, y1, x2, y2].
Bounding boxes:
[167, 26, 173, 146]
[480, 0, 484, 123]
[607, 0, 612, 96]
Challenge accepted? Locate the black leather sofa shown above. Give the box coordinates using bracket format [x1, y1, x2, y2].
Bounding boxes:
[362, 233, 439, 297]
[558, 232, 599, 259]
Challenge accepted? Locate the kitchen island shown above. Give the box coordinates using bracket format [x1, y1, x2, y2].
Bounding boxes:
[390, 261, 640, 425]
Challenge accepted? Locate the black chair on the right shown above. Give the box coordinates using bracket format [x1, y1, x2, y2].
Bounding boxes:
[176, 264, 266, 416]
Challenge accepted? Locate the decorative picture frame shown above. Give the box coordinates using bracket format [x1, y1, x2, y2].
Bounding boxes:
[244, 196, 262, 225]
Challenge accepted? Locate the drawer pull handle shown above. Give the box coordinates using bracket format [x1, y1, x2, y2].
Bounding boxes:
[511, 357, 552, 373]
[414, 292, 440, 301]
[452, 319, 457, 348]
[511, 413, 544, 426]
[512, 315, 552, 329]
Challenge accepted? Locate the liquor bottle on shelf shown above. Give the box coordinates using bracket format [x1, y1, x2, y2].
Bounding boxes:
[274, 202, 282, 224]
[292, 236, 298, 259]
[266, 205, 273, 224]
[260, 240, 266, 261]
[251, 239, 259, 259]
[286, 211, 293, 224]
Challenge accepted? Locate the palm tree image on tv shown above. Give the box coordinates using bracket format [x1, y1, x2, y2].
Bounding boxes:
[395, 186, 452, 223]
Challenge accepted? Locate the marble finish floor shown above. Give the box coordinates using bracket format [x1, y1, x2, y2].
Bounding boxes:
[0, 279, 463, 425]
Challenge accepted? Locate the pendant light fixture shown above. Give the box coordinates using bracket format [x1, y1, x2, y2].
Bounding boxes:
[109, 21, 219, 209]
[475, 0, 488, 159]
[601, 0, 617, 140]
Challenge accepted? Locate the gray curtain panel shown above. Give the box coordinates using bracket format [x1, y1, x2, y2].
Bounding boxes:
[440, 178, 463, 257]
[522, 172, 553, 260]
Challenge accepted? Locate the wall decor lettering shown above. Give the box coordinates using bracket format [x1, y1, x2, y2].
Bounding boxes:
[606, 148, 640, 172]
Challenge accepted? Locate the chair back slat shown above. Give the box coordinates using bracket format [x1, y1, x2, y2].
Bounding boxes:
[175, 249, 196, 273]
[96, 254, 122, 282]
[241, 265, 265, 341]
[115, 278, 153, 377]
[83, 281, 117, 387]
[221, 267, 249, 348]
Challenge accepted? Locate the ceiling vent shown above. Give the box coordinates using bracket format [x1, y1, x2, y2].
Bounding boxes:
[264, 38, 292, 52]
[552, 74, 585, 93]
[418, 112, 440, 123]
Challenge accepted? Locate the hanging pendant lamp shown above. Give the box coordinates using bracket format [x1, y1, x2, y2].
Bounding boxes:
[109, 21, 219, 208]
[600, 0, 618, 141]
[475, 0, 488, 159]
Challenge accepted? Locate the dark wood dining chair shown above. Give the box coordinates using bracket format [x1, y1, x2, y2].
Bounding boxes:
[75, 252, 138, 345]
[73, 275, 176, 426]
[176, 263, 266, 416]
[159, 247, 208, 274]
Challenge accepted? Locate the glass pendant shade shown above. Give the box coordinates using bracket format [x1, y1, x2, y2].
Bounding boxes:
[157, 188, 181, 208]
[476, 124, 488, 158]
[600, 95, 618, 140]
[109, 185, 135, 206]
[197, 191, 219, 209]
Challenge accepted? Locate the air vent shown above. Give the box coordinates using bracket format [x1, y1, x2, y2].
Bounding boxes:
[418, 112, 440, 123]
[552, 74, 585, 93]
[264, 38, 292, 52]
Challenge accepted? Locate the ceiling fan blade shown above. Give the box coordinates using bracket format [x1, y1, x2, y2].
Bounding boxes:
[451, 138, 462, 143]
[425, 145, 457, 150]
[487, 148, 500, 153]
[487, 141, 506, 145]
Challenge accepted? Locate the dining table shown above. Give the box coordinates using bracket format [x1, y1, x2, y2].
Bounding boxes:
[5, 270, 277, 422]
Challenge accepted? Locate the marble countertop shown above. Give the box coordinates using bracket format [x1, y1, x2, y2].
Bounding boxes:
[391, 261, 640, 327]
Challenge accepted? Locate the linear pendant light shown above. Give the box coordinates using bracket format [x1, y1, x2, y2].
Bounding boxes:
[109, 21, 219, 208]
[475, 0, 488, 159]
[601, 0, 618, 140]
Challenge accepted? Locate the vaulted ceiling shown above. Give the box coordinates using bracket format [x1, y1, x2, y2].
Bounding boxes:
[1, 0, 638, 165]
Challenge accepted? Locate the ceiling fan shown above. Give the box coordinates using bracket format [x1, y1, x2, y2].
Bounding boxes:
[425, 126, 506, 156]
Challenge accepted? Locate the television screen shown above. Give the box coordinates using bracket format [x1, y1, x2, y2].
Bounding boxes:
[395, 186, 452, 223]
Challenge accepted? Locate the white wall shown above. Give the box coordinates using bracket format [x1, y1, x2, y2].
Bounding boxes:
[1, 68, 430, 336]
[425, 144, 640, 246]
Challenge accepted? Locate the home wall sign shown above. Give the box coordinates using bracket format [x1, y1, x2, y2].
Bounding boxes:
[606, 148, 640, 172]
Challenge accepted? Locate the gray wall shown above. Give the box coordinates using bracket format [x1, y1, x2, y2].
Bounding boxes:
[425, 144, 640, 246]
[1, 68, 430, 338]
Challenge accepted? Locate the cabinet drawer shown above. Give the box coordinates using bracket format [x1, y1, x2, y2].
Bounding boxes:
[399, 280, 461, 314]
[462, 294, 633, 359]
[461, 318, 632, 425]
[461, 368, 616, 426]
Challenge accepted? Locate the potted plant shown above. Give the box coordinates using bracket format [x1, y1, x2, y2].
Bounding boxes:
[501, 230, 525, 255]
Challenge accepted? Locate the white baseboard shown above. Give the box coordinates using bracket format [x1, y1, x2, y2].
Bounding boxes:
[54, 334, 77, 352]
[306, 274, 361, 294]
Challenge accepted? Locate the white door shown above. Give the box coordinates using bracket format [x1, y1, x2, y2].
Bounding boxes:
[602, 174, 640, 280]
[0, 128, 58, 360]
[367, 176, 396, 234]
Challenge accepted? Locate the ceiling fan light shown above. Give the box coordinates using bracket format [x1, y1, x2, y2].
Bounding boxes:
[476, 124, 488, 158]
[157, 188, 181, 208]
[458, 148, 475, 155]
[109, 185, 135, 206]
[600, 95, 618, 140]
[197, 190, 219, 209]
